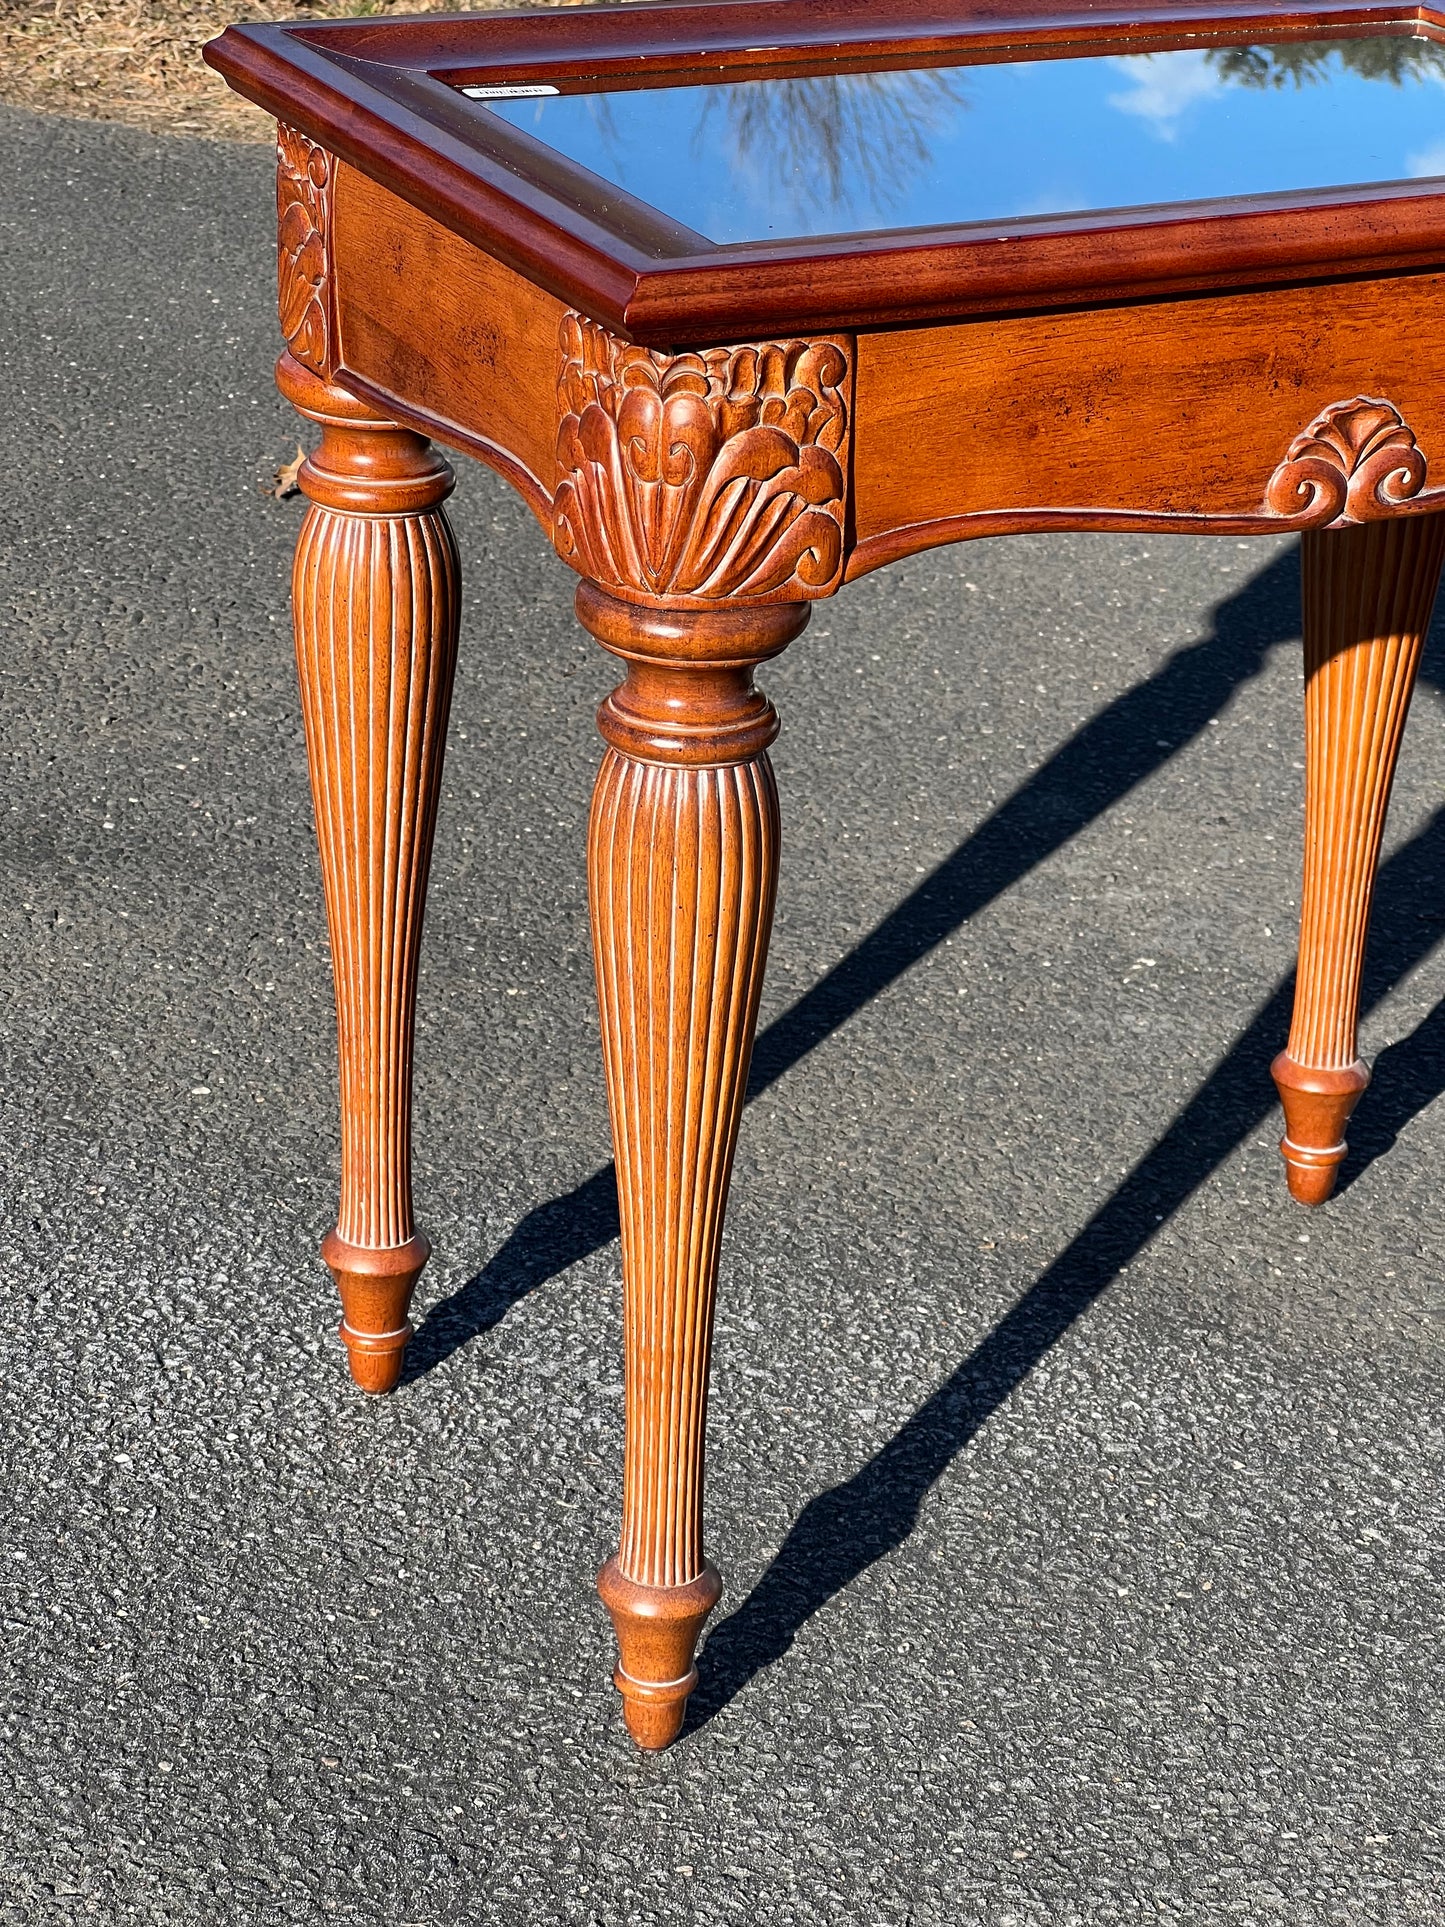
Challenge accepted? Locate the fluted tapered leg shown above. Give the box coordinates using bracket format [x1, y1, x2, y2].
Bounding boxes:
[1274, 513, 1445, 1203]
[279, 352, 461, 1389]
[576, 581, 807, 1749]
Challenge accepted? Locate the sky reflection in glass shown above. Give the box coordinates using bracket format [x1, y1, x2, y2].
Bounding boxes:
[474, 38, 1445, 242]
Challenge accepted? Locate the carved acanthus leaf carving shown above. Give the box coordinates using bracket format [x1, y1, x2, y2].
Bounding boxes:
[1266, 396, 1429, 527]
[277, 125, 333, 374]
[553, 313, 851, 600]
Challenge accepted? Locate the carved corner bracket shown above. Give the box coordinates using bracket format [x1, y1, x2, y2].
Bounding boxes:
[1265, 396, 1445, 528]
[277, 124, 334, 377]
[552, 312, 853, 602]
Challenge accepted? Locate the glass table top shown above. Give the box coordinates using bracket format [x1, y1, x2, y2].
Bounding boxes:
[462, 35, 1445, 243]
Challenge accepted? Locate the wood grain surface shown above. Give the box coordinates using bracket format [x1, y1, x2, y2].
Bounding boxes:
[849, 276, 1445, 567]
[332, 163, 562, 522]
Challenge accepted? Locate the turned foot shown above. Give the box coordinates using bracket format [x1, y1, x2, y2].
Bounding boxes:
[1270, 1054, 1369, 1206]
[323, 1228, 430, 1393]
[597, 1558, 723, 1750]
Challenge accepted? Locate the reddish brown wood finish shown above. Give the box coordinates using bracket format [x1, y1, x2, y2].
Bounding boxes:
[849, 289, 1445, 570]
[331, 163, 564, 522]
[204, 1, 1445, 345]
[596, 1560, 724, 1751]
[554, 318, 852, 604]
[279, 349, 461, 1392]
[206, 4, 1445, 1750]
[580, 582, 805, 1747]
[1273, 513, 1445, 1201]
[278, 124, 334, 374]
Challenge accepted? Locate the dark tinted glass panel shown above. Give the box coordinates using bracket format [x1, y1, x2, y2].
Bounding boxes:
[465, 36, 1445, 242]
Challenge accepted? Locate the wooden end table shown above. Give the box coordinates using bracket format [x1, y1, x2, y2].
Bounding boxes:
[206, 0, 1445, 1749]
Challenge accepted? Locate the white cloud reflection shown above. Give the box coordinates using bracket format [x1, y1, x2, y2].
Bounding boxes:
[1408, 139, 1445, 177]
[1107, 51, 1222, 141]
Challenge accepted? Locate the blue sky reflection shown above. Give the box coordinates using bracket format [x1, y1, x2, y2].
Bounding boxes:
[476, 39, 1445, 242]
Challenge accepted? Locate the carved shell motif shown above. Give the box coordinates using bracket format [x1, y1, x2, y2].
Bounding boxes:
[1265, 396, 1429, 526]
[277, 125, 332, 374]
[552, 313, 851, 600]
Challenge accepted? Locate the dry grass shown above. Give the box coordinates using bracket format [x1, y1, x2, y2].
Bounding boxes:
[0, 0, 581, 141]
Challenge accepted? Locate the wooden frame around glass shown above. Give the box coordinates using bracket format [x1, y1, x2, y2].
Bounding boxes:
[208, 0, 1445, 340]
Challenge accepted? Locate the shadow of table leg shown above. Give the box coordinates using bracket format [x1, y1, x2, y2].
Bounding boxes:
[690, 801, 1445, 1730]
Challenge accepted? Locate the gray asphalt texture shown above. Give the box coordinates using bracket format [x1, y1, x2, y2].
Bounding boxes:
[2, 102, 1444, 1926]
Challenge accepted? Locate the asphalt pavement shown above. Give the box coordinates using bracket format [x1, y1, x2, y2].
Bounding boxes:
[2, 102, 1444, 1925]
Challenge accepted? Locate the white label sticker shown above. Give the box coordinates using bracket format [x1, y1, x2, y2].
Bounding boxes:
[460, 83, 560, 100]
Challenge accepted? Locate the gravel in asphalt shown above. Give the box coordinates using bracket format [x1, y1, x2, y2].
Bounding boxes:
[2, 103, 1444, 1925]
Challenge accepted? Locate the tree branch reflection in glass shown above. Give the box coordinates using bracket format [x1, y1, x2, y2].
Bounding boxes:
[694, 69, 968, 232]
[1210, 35, 1445, 88]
